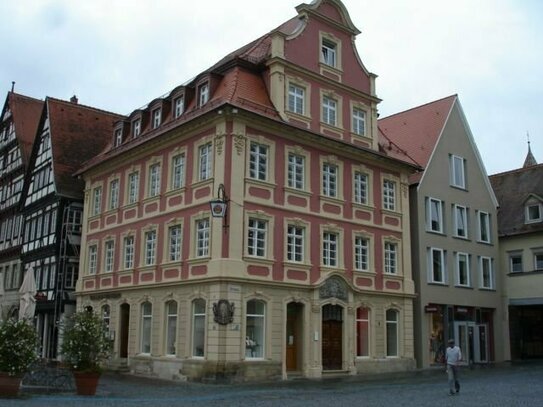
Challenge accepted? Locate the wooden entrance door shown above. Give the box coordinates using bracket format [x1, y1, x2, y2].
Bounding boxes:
[322, 304, 343, 370]
[120, 303, 130, 358]
[286, 303, 302, 371]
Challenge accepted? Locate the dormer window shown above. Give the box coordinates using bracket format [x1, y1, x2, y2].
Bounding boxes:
[526, 203, 542, 223]
[198, 83, 209, 106]
[321, 39, 337, 67]
[152, 108, 161, 129]
[174, 96, 184, 118]
[114, 128, 122, 147]
[132, 119, 141, 138]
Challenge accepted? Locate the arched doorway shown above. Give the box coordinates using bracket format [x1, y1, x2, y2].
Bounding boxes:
[322, 304, 343, 370]
[286, 302, 304, 372]
[119, 303, 130, 358]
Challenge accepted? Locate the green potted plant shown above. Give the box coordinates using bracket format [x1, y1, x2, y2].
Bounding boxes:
[61, 308, 112, 396]
[0, 318, 39, 397]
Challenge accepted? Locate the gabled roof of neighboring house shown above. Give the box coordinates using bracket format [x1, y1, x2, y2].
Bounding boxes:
[44, 97, 123, 199]
[489, 163, 543, 236]
[378, 95, 457, 170]
[5, 92, 44, 167]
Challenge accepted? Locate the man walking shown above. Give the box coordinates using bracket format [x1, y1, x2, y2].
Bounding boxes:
[445, 338, 462, 395]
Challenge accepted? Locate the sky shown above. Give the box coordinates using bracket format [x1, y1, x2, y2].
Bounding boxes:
[0, 0, 541, 175]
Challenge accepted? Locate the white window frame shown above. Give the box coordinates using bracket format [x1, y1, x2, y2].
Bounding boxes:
[144, 230, 157, 266]
[508, 252, 523, 273]
[140, 302, 152, 354]
[104, 240, 114, 273]
[196, 218, 210, 257]
[428, 247, 446, 284]
[152, 108, 161, 129]
[426, 197, 443, 233]
[88, 245, 97, 275]
[352, 107, 366, 136]
[354, 236, 369, 271]
[479, 256, 494, 289]
[171, 154, 185, 190]
[249, 142, 268, 181]
[92, 187, 102, 216]
[128, 172, 139, 204]
[247, 218, 267, 257]
[321, 38, 337, 67]
[174, 96, 184, 118]
[192, 299, 206, 358]
[383, 180, 396, 211]
[385, 309, 399, 357]
[198, 82, 209, 106]
[132, 119, 141, 138]
[322, 163, 337, 198]
[286, 224, 304, 263]
[453, 204, 468, 238]
[354, 172, 368, 205]
[148, 163, 161, 197]
[534, 252, 543, 271]
[322, 232, 338, 267]
[245, 299, 266, 359]
[109, 179, 120, 210]
[384, 242, 397, 274]
[114, 128, 122, 147]
[168, 225, 182, 262]
[165, 301, 177, 356]
[526, 203, 542, 223]
[124, 235, 134, 269]
[456, 252, 471, 287]
[287, 153, 305, 190]
[450, 154, 466, 189]
[477, 210, 491, 243]
[288, 84, 305, 115]
[322, 96, 337, 126]
[198, 143, 212, 181]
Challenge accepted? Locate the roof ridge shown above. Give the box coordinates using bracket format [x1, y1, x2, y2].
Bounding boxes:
[46, 96, 124, 118]
[379, 94, 457, 121]
[490, 162, 543, 178]
[9, 91, 44, 104]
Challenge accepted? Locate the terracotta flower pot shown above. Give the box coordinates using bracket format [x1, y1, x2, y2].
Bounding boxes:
[73, 371, 101, 396]
[0, 373, 22, 397]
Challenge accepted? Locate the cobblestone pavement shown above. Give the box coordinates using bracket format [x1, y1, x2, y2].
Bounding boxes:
[4, 361, 543, 407]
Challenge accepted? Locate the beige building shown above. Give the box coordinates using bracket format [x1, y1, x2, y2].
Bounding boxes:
[379, 95, 507, 368]
[490, 150, 543, 360]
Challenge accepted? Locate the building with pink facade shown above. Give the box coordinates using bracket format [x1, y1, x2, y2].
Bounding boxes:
[76, 0, 419, 381]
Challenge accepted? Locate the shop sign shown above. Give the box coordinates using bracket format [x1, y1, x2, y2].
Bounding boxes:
[425, 305, 439, 313]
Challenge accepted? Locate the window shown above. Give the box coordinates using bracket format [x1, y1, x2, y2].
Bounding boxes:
[88, 245, 97, 275]
[165, 301, 177, 356]
[140, 302, 152, 354]
[454, 204, 468, 238]
[288, 84, 304, 115]
[322, 96, 337, 126]
[102, 305, 111, 336]
[168, 225, 182, 262]
[386, 309, 398, 357]
[428, 248, 445, 283]
[321, 38, 337, 67]
[248, 218, 267, 257]
[114, 128, 122, 147]
[509, 253, 523, 273]
[249, 142, 268, 181]
[148, 163, 161, 197]
[128, 172, 139, 204]
[105, 240, 114, 273]
[535, 253, 543, 271]
[383, 180, 396, 211]
[479, 256, 494, 289]
[199, 143, 212, 181]
[287, 225, 304, 262]
[384, 242, 397, 274]
[174, 97, 184, 118]
[92, 187, 102, 215]
[287, 153, 304, 190]
[144, 230, 157, 265]
[171, 154, 185, 189]
[152, 108, 161, 129]
[356, 307, 370, 357]
[450, 155, 466, 188]
[354, 236, 369, 271]
[426, 198, 443, 233]
[196, 218, 210, 257]
[245, 299, 265, 358]
[192, 299, 206, 357]
[352, 108, 366, 136]
[354, 172, 368, 205]
[132, 119, 141, 138]
[322, 163, 337, 198]
[198, 83, 209, 106]
[124, 236, 134, 269]
[456, 252, 470, 286]
[109, 179, 120, 210]
[477, 211, 491, 243]
[322, 232, 338, 267]
[526, 203, 542, 223]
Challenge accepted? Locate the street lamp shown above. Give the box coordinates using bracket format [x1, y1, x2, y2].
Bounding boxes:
[209, 183, 229, 231]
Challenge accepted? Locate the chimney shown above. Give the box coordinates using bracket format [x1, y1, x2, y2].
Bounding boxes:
[70, 95, 78, 104]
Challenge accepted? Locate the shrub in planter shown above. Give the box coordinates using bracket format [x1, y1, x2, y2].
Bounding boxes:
[0, 318, 39, 396]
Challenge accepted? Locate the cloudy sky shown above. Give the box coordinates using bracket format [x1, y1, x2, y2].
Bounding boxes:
[1, 0, 541, 175]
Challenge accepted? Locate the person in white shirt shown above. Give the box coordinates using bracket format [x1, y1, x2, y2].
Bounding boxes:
[445, 338, 462, 395]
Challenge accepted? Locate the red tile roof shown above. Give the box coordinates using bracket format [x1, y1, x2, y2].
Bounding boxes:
[7, 92, 44, 167]
[378, 95, 458, 168]
[45, 97, 123, 198]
